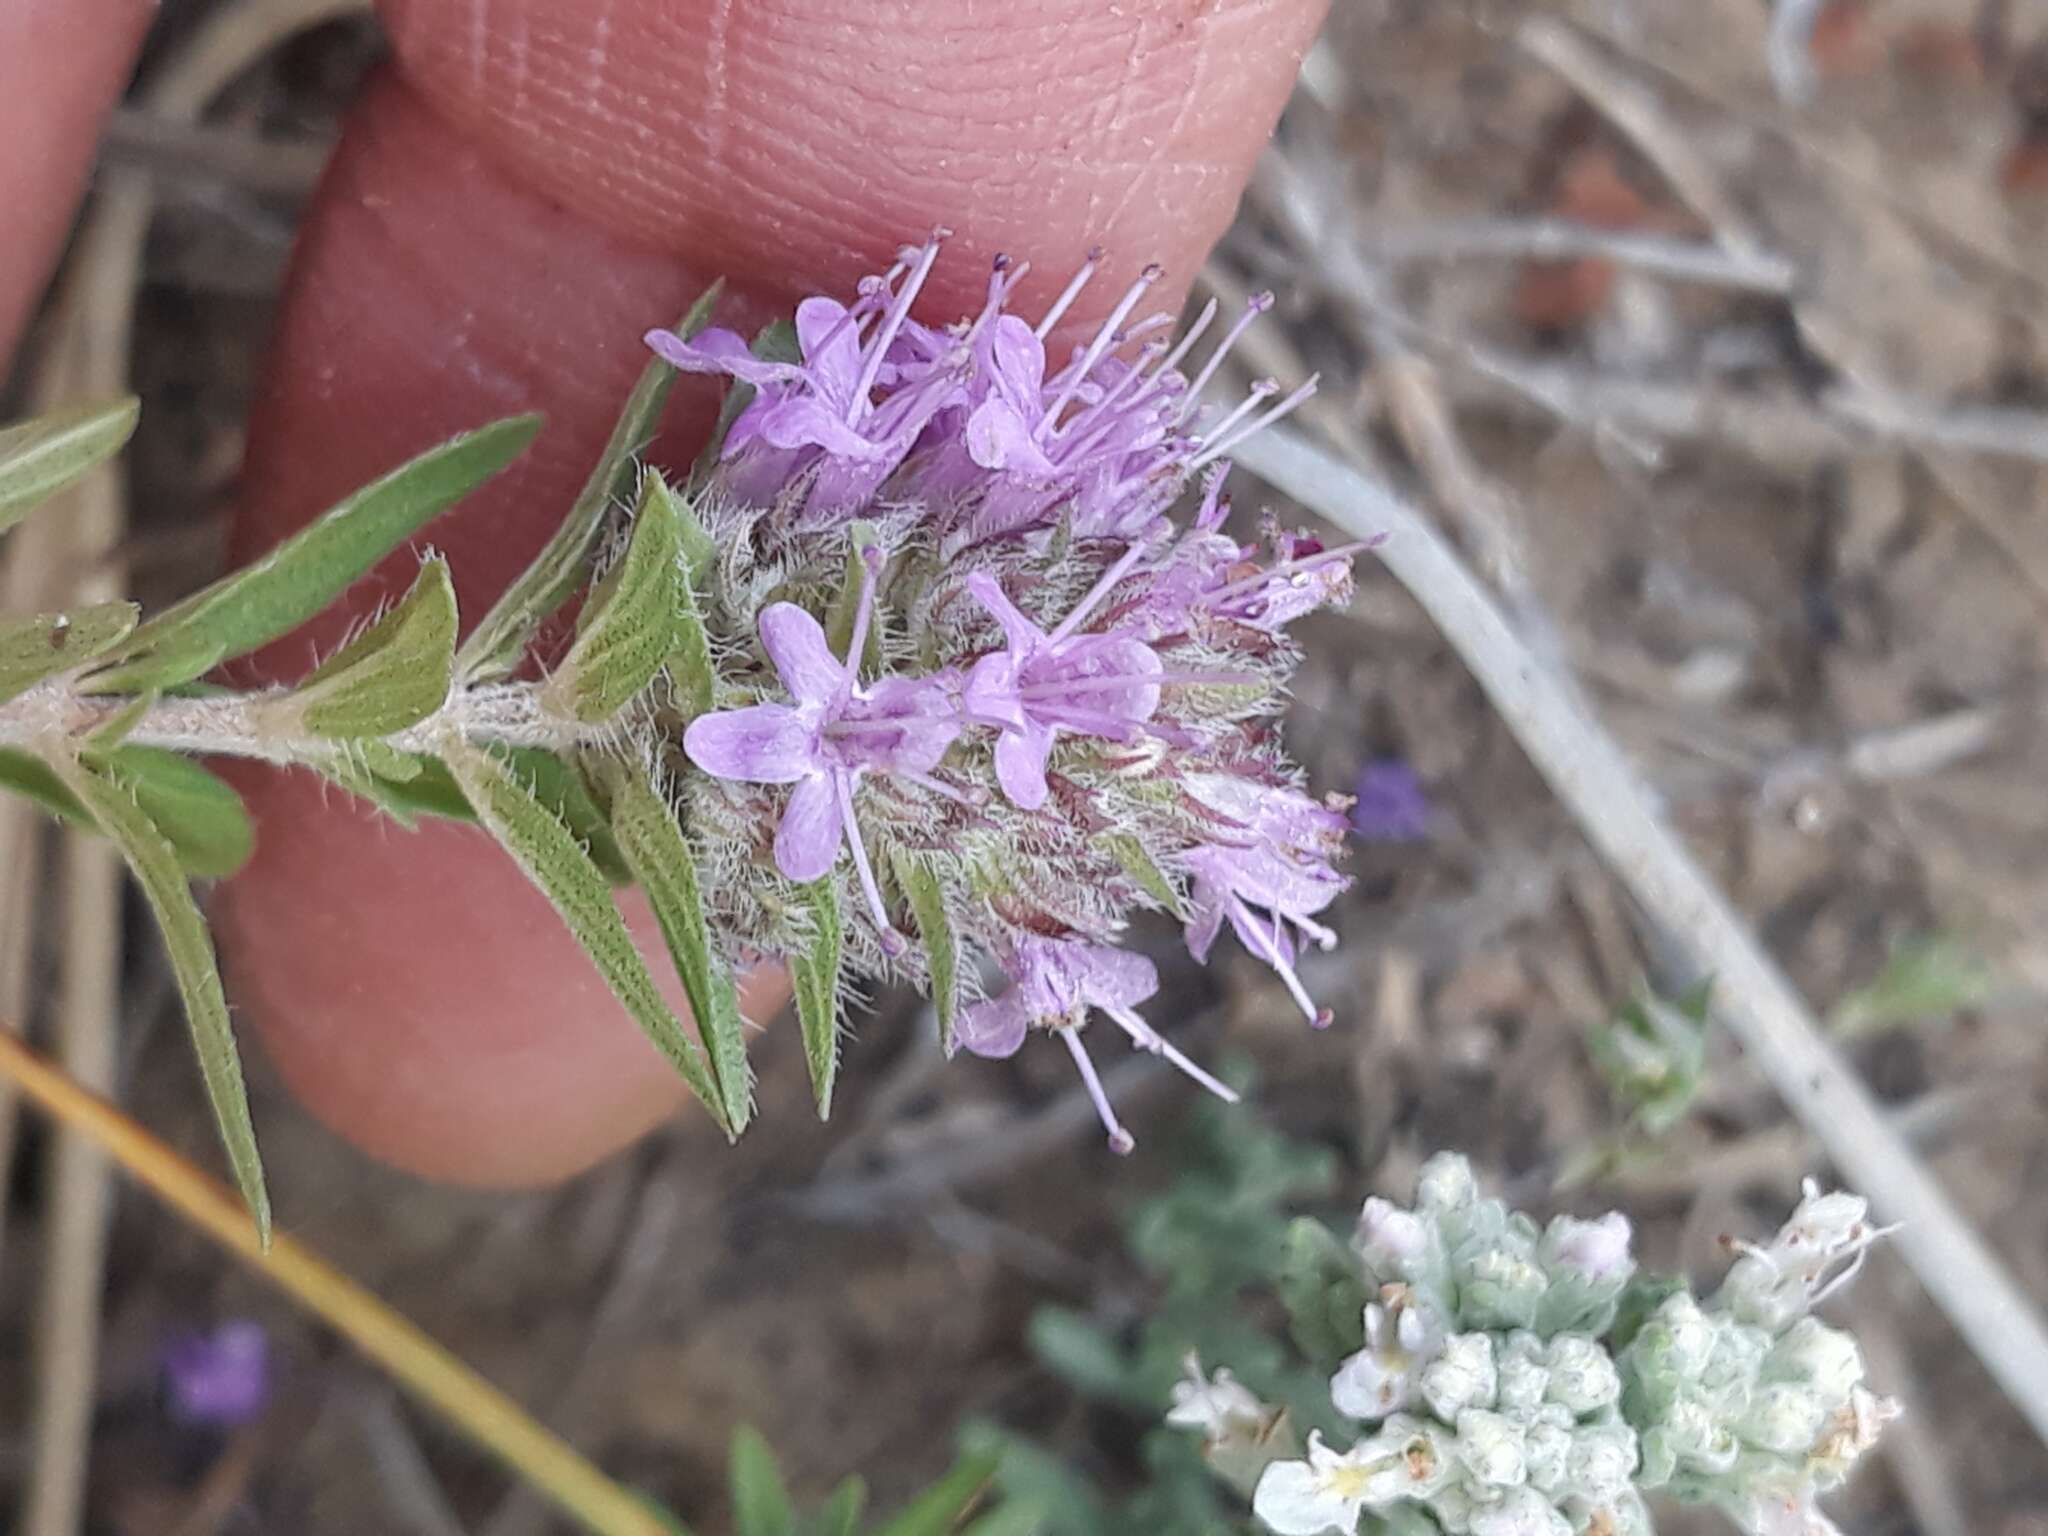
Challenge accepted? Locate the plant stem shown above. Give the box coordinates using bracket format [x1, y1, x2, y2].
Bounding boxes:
[0, 680, 585, 765]
[0, 1026, 674, 1536]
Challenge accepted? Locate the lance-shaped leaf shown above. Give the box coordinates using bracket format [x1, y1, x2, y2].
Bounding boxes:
[889, 849, 960, 1055]
[801, 1480, 867, 1536]
[662, 477, 717, 720]
[92, 748, 255, 878]
[0, 397, 140, 534]
[540, 470, 683, 724]
[439, 738, 726, 1130]
[0, 602, 139, 703]
[790, 878, 844, 1119]
[277, 556, 458, 738]
[598, 758, 753, 1134]
[88, 415, 539, 694]
[59, 753, 269, 1238]
[1103, 831, 1183, 918]
[729, 1428, 796, 1536]
[0, 746, 254, 878]
[869, 1449, 1002, 1536]
[459, 284, 721, 683]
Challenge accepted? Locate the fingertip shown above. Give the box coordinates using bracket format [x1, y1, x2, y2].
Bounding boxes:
[0, 1, 153, 361]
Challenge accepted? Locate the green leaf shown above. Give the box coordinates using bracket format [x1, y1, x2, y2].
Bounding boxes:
[802, 1479, 867, 1536]
[0, 398, 139, 533]
[319, 747, 475, 828]
[597, 758, 753, 1135]
[1830, 932, 1997, 1039]
[1026, 1309, 1147, 1407]
[59, 754, 269, 1238]
[541, 470, 682, 723]
[95, 748, 254, 878]
[729, 1427, 797, 1536]
[1102, 832, 1182, 918]
[889, 849, 959, 1055]
[0, 746, 254, 878]
[1276, 1217, 1368, 1371]
[89, 415, 539, 694]
[0, 602, 139, 702]
[790, 877, 844, 1119]
[870, 1449, 1002, 1536]
[288, 556, 458, 737]
[663, 480, 717, 722]
[439, 738, 725, 1129]
[459, 284, 720, 683]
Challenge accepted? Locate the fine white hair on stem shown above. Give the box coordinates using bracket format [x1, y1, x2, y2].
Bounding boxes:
[1230, 422, 2048, 1451]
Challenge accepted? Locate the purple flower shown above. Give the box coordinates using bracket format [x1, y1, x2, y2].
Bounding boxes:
[161, 1320, 270, 1429]
[683, 549, 959, 950]
[648, 235, 963, 514]
[1351, 758, 1431, 843]
[959, 935, 1236, 1153]
[961, 543, 1164, 810]
[1182, 774, 1348, 1026]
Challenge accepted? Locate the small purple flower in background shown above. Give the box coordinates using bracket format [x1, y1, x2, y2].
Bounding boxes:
[959, 935, 1237, 1153]
[649, 233, 1361, 1147]
[1350, 757, 1431, 843]
[161, 1320, 270, 1429]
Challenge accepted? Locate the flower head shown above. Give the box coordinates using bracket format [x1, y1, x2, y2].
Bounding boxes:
[161, 1320, 271, 1429]
[651, 235, 1347, 1143]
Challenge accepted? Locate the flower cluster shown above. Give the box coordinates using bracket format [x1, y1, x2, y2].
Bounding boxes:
[644, 234, 1354, 1149]
[1166, 1156, 1895, 1536]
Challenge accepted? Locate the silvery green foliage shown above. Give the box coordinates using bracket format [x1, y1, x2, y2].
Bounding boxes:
[1171, 1157, 1895, 1536]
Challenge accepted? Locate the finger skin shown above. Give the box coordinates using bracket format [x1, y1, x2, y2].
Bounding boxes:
[219, 0, 1327, 1186]
[0, 1, 154, 362]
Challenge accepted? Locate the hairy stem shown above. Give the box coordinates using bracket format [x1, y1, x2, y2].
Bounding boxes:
[0, 680, 587, 765]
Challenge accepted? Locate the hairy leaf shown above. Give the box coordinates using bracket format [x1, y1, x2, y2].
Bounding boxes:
[60, 754, 269, 1237]
[440, 739, 725, 1129]
[93, 747, 255, 878]
[660, 477, 716, 720]
[0, 397, 140, 533]
[0, 746, 253, 878]
[870, 1449, 1002, 1536]
[90, 415, 539, 693]
[542, 470, 682, 723]
[598, 759, 753, 1135]
[1103, 832, 1183, 918]
[289, 556, 458, 737]
[889, 849, 959, 1055]
[729, 1427, 796, 1536]
[459, 284, 720, 682]
[319, 746, 473, 829]
[0, 602, 139, 702]
[790, 878, 844, 1119]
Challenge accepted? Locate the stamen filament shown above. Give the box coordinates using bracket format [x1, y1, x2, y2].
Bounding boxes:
[1179, 291, 1274, 414]
[1047, 539, 1153, 644]
[1038, 265, 1162, 435]
[1059, 1026, 1135, 1154]
[1190, 375, 1320, 469]
[1034, 247, 1101, 339]
[1106, 1006, 1240, 1104]
[836, 772, 905, 956]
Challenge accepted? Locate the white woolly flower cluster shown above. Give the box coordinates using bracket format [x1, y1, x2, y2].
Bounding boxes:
[1164, 1157, 1895, 1536]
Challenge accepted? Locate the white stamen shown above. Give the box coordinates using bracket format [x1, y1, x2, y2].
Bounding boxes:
[1034, 247, 1102, 339]
[1060, 1026, 1135, 1154]
[835, 771, 905, 956]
